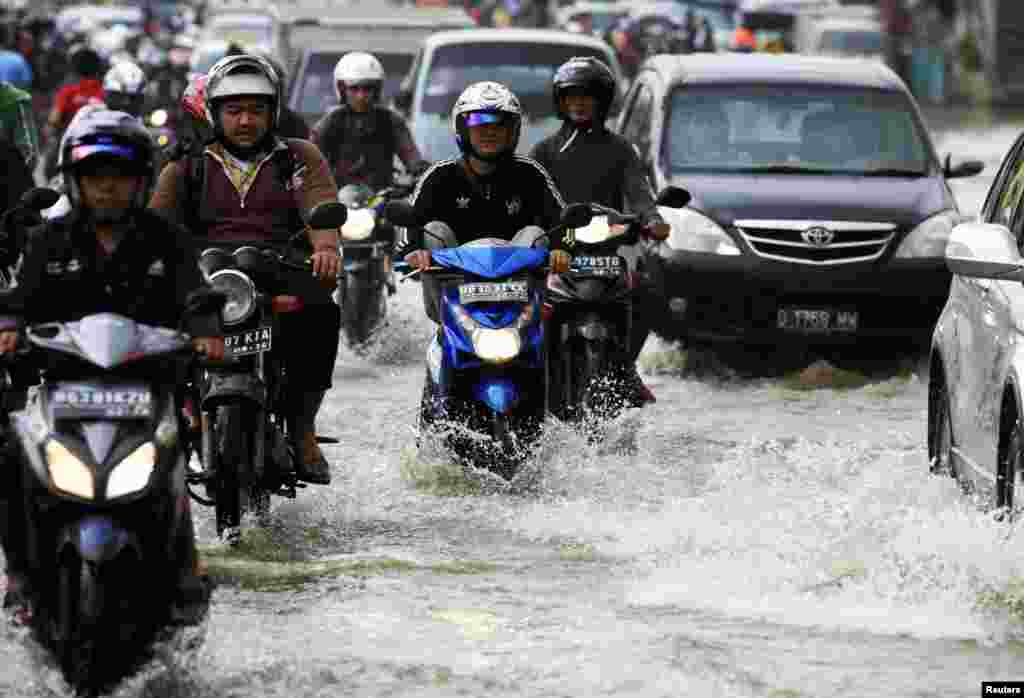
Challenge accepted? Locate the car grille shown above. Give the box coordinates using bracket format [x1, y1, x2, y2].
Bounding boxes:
[733, 220, 898, 265]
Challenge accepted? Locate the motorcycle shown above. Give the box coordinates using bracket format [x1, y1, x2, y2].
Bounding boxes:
[547, 187, 690, 424]
[6, 312, 206, 694]
[185, 202, 348, 540]
[388, 201, 593, 479]
[334, 182, 412, 348]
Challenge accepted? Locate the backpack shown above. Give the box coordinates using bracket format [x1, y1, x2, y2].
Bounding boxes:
[177, 139, 305, 239]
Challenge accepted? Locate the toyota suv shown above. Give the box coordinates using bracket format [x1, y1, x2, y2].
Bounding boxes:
[617, 53, 983, 354]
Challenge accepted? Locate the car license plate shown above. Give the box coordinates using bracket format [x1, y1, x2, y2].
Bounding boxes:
[224, 326, 273, 356]
[572, 255, 623, 276]
[776, 308, 859, 333]
[51, 383, 153, 419]
[458, 281, 529, 304]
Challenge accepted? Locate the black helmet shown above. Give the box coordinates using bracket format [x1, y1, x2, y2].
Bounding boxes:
[60, 108, 155, 211]
[69, 44, 104, 78]
[552, 56, 617, 123]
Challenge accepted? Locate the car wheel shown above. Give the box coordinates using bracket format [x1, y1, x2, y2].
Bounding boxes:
[998, 410, 1024, 517]
[928, 376, 955, 478]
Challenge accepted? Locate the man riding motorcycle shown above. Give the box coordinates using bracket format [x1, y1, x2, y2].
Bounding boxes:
[44, 44, 105, 179]
[402, 81, 571, 318]
[102, 60, 146, 118]
[313, 51, 428, 190]
[0, 107, 225, 620]
[149, 54, 342, 485]
[529, 56, 670, 404]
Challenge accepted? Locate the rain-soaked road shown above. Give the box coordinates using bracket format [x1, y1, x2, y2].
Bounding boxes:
[4, 109, 1024, 697]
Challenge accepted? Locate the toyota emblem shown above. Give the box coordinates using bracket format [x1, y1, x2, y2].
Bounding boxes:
[801, 226, 834, 247]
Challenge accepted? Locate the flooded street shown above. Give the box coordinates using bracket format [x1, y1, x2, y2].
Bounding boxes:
[5, 109, 1024, 697]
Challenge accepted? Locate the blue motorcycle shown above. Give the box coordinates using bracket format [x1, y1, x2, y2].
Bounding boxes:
[390, 203, 592, 479]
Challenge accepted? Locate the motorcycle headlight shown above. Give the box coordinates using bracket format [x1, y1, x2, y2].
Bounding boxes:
[894, 210, 962, 258]
[106, 442, 156, 499]
[341, 208, 376, 241]
[661, 207, 741, 255]
[472, 328, 522, 364]
[46, 440, 94, 499]
[148, 108, 169, 128]
[209, 269, 257, 325]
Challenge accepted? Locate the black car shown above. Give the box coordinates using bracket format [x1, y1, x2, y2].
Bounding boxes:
[616, 53, 983, 353]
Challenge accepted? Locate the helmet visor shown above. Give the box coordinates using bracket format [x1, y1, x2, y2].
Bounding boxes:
[69, 142, 148, 170]
[465, 112, 510, 127]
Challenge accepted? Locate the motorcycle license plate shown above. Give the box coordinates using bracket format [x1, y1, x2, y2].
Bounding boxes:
[51, 383, 153, 419]
[458, 281, 529, 304]
[224, 326, 273, 356]
[572, 255, 623, 276]
[776, 308, 859, 333]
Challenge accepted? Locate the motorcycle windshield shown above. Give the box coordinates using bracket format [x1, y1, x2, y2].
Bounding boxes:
[431, 247, 547, 279]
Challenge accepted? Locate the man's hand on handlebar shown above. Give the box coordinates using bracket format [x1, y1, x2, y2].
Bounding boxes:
[192, 336, 225, 361]
[311, 246, 341, 281]
[549, 250, 571, 274]
[404, 249, 431, 272]
[644, 221, 671, 241]
[0, 330, 18, 354]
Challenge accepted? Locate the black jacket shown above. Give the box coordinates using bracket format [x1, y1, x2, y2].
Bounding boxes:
[530, 123, 664, 227]
[0, 208, 222, 337]
[409, 155, 566, 248]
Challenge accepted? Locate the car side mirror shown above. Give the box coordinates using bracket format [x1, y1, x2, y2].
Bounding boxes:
[944, 153, 985, 179]
[561, 202, 593, 229]
[655, 186, 690, 209]
[945, 221, 1024, 280]
[307, 201, 347, 229]
[382, 200, 419, 228]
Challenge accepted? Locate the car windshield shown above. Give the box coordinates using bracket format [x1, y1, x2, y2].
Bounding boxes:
[819, 29, 883, 53]
[293, 52, 413, 118]
[413, 42, 612, 161]
[664, 86, 930, 176]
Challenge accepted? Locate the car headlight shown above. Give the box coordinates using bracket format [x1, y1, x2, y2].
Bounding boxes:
[46, 440, 94, 499]
[661, 206, 741, 255]
[106, 442, 156, 499]
[894, 210, 961, 258]
[209, 269, 256, 325]
[341, 208, 376, 241]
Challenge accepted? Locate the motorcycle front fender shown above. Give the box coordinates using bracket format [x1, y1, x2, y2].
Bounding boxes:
[59, 515, 140, 564]
[201, 372, 266, 410]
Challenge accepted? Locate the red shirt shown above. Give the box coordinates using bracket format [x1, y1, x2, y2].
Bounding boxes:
[53, 79, 104, 126]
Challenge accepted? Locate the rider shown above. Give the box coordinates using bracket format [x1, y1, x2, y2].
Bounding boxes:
[530, 56, 670, 404]
[174, 72, 213, 159]
[44, 44, 105, 179]
[402, 81, 571, 321]
[149, 54, 342, 485]
[0, 107, 225, 620]
[101, 60, 147, 118]
[313, 51, 428, 190]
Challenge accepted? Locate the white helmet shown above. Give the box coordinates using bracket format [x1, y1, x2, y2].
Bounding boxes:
[451, 81, 523, 161]
[333, 51, 384, 101]
[103, 60, 145, 95]
[205, 54, 281, 130]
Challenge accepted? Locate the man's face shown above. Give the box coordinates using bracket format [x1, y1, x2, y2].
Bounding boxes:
[560, 89, 597, 125]
[466, 112, 513, 158]
[344, 83, 374, 113]
[78, 161, 142, 221]
[219, 96, 271, 149]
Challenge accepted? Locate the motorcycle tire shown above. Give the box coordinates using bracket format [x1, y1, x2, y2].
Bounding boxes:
[341, 269, 383, 348]
[214, 404, 270, 537]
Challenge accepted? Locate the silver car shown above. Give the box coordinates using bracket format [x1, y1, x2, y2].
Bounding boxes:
[929, 131, 1024, 513]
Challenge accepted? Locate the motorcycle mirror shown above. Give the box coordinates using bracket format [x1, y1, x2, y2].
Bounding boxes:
[382, 200, 419, 228]
[561, 203, 594, 229]
[655, 186, 691, 209]
[20, 187, 61, 212]
[307, 201, 347, 229]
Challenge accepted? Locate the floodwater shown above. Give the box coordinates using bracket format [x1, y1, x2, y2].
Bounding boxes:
[4, 108, 1024, 698]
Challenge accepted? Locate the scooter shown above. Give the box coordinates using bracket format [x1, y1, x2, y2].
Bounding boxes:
[388, 201, 593, 479]
[7, 312, 206, 695]
[546, 186, 690, 424]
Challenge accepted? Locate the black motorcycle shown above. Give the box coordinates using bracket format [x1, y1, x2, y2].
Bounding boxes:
[6, 312, 204, 694]
[186, 202, 347, 540]
[334, 182, 413, 348]
[546, 187, 689, 424]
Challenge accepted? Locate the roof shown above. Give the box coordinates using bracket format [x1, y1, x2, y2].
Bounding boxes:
[642, 53, 906, 91]
[422, 27, 615, 51]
